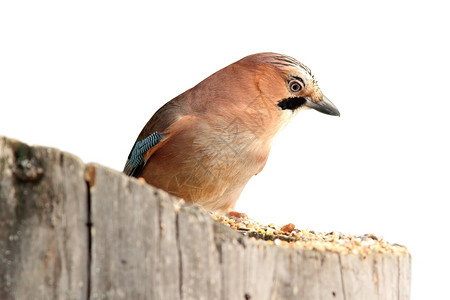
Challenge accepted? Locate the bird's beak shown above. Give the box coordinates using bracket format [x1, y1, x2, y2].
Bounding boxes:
[305, 95, 340, 117]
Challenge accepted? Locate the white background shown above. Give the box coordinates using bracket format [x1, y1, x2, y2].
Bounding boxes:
[1, 1, 449, 298]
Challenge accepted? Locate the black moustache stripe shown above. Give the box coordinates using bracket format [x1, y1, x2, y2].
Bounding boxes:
[277, 97, 307, 111]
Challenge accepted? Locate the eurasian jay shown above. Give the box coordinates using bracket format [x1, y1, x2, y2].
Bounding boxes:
[123, 53, 340, 213]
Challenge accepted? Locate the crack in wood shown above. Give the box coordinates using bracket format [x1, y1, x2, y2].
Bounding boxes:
[175, 210, 183, 299]
[0, 135, 412, 300]
[85, 170, 93, 300]
[338, 254, 347, 300]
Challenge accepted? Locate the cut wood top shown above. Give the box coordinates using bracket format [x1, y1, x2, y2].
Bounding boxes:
[212, 212, 408, 255]
[1, 135, 412, 300]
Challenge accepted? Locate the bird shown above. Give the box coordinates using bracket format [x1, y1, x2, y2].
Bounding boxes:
[123, 53, 340, 214]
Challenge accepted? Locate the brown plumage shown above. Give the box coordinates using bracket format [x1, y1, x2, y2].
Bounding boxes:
[124, 53, 340, 213]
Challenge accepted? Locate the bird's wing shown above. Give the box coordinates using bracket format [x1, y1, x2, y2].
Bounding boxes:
[123, 95, 187, 177]
[123, 131, 164, 177]
[123, 108, 196, 177]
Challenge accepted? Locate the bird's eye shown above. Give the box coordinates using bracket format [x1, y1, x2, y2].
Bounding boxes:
[288, 80, 303, 93]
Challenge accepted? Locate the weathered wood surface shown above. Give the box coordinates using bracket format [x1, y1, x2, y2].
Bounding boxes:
[0, 136, 88, 300]
[0, 135, 411, 300]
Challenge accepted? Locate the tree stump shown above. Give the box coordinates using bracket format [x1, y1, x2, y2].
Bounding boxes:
[0, 135, 411, 300]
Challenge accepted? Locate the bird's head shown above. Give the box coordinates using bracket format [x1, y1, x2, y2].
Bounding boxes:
[239, 53, 340, 117]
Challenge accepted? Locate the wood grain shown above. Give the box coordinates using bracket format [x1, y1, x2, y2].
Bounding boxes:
[0, 136, 88, 300]
[0, 135, 411, 300]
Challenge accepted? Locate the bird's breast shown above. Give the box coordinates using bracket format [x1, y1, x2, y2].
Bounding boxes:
[192, 99, 291, 181]
[194, 125, 270, 179]
[142, 99, 287, 211]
